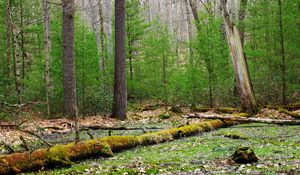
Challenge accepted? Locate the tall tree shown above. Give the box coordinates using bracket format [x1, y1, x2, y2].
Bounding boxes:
[5, 0, 11, 78]
[112, 0, 127, 120]
[185, 0, 196, 106]
[43, 0, 52, 116]
[278, 0, 286, 105]
[220, 0, 257, 113]
[62, 0, 79, 141]
[11, 14, 22, 104]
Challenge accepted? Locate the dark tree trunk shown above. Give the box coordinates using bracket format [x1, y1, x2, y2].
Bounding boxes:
[62, 0, 79, 142]
[112, 0, 127, 120]
[62, 0, 77, 117]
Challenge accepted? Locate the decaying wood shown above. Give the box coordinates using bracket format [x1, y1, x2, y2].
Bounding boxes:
[0, 120, 27, 129]
[0, 119, 235, 174]
[185, 114, 300, 125]
[220, 0, 258, 113]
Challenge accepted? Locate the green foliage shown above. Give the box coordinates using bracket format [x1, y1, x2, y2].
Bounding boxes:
[0, 0, 299, 116]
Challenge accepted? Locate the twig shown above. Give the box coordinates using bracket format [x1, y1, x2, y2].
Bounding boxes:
[19, 129, 52, 147]
[86, 131, 94, 139]
[19, 136, 30, 151]
[0, 141, 15, 154]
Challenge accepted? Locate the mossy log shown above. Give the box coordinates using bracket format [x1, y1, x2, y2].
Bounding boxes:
[190, 106, 239, 114]
[0, 120, 234, 175]
[186, 114, 300, 125]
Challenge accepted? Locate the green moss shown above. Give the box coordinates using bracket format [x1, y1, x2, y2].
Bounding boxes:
[234, 113, 251, 117]
[190, 106, 210, 112]
[100, 136, 139, 151]
[218, 108, 239, 114]
[278, 108, 300, 118]
[159, 113, 171, 119]
[217, 131, 248, 140]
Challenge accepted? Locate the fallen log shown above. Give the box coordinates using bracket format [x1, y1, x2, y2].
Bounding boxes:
[80, 126, 162, 131]
[185, 114, 300, 125]
[0, 119, 235, 175]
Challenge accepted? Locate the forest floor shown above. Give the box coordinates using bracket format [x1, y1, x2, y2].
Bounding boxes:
[24, 123, 300, 175]
[0, 105, 300, 174]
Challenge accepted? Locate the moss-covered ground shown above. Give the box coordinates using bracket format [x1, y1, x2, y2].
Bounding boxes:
[24, 123, 300, 175]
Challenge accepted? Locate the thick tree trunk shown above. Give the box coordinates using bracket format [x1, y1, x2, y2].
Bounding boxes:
[112, 0, 127, 120]
[0, 120, 235, 175]
[186, 113, 300, 125]
[62, 0, 80, 142]
[43, 0, 52, 116]
[220, 0, 257, 114]
[62, 0, 77, 117]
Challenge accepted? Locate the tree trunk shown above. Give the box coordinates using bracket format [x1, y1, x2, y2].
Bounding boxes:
[112, 0, 127, 120]
[43, 0, 52, 116]
[220, 0, 257, 113]
[162, 52, 168, 112]
[11, 18, 22, 104]
[278, 0, 286, 105]
[87, 0, 103, 73]
[188, 0, 200, 31]
[62, 0, 79, 142]
[239, 0, 248, 46]
[5, 0, 11, 78]
[98, 0, 106, 73]
[185, 0, 196, 106]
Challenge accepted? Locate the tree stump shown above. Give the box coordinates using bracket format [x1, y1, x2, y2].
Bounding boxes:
[231, 147, 258, 164]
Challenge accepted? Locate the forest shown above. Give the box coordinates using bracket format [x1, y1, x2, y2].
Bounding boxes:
[0, 0, 299, 174]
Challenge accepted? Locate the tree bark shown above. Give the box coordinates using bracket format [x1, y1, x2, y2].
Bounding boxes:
[188, 0, 200, 31]
[239, 0, 248, 46]
[220, 0, 257, 114]
[43, 0, 52, 116]
[112, 0, 127, 120]
[5, 0, 11, 78]
[62, 0, 79, 142]
[98, 0, 105, 73]
[11, 17, 22, 104]
[88, 0, 104, 73]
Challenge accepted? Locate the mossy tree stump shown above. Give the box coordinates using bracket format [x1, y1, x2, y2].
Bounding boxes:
[231, 147, 259, 164]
